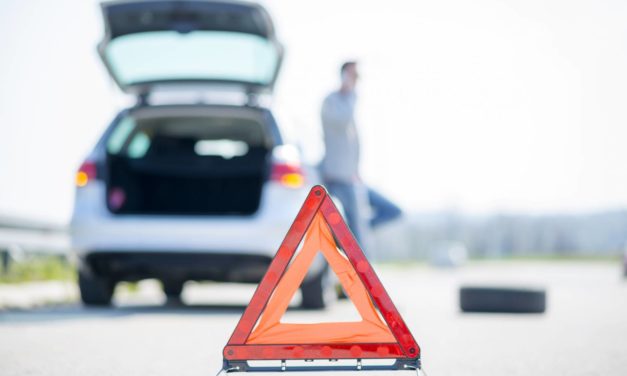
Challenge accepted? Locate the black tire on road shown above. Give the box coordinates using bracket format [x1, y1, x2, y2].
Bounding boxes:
[460, 286, 546, 313]
[79, 272, 114, 306]
[300, 270, 334, 310]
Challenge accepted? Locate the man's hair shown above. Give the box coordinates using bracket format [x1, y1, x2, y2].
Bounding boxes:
[340, 61, 357, 76]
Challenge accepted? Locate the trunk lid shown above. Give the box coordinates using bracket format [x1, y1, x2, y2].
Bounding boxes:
[98, 0, 283, 95]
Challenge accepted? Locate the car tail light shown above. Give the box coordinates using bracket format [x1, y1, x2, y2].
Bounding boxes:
[271, 163, 305, 188]
[76, 161, 97, 187]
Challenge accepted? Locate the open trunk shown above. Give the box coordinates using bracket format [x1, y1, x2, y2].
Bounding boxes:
[98, 0, 283, 95]
[105, 108, 272, 216]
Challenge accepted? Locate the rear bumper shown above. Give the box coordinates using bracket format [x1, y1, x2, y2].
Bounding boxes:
[71, 218, 290, 257]
[81, 251, 273, 283]
[71, 181, 310, 257]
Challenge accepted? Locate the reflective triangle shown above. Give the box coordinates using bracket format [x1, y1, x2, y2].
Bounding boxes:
[223, 185, 420, 361]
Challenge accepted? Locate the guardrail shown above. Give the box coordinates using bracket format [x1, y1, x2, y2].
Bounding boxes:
[0, 216, 70, 272]
[0, 227, 69, 254]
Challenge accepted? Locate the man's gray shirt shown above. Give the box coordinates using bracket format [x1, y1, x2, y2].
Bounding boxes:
[319, 90, 360, 183]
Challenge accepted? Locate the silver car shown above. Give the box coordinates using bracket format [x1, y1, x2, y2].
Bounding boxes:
[71, 0, 332, 308]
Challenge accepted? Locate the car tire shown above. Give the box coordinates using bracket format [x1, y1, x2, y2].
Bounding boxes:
[301, 270, 334, 310]
[79, 271, 114, 306]
[460, 286, 546, 313]
[162, 280, 184, 299]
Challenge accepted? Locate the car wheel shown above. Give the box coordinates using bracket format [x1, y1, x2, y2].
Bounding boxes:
[460, 286, 546, 313]
[300, 270, 335, 310]
[162, 280, 184, 299]
[78, 271, 114, 306]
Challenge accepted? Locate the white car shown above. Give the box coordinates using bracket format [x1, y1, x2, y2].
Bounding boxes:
[71, 0, 332, 308]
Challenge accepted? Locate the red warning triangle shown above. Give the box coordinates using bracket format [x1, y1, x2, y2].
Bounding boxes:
[223, 185, 420, 362]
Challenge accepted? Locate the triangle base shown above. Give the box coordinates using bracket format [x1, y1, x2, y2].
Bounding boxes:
[224, 343, 405, 361]
[223, 357, 421, 372]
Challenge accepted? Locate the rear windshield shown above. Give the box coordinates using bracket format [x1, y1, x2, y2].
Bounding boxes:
[106, 111, 271, 159]
[104, 31, 280, 87]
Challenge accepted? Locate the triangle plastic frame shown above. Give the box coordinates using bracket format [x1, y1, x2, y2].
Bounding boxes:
[222, 185, 420, 366]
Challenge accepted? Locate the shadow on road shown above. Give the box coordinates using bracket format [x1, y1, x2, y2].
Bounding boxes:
[0, 298, 315, 325]
[0, 300, 250, 324]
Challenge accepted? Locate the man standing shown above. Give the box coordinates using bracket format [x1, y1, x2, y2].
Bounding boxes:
[320, 62, 403, 256]
[319, 61, 371, 249]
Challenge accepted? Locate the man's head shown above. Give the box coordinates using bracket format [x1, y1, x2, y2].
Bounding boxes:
[340, 61, 359, 92]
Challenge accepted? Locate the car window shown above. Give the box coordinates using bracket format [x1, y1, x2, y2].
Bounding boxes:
[127, 131, 151, 158]
[105, 31, 279, 86]
[106, 116, 135, 154]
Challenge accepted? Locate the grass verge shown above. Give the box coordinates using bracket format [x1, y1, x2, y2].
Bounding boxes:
[0, 255, 76, 284]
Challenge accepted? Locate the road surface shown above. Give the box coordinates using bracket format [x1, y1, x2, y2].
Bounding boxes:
[1, 261, 626, 376]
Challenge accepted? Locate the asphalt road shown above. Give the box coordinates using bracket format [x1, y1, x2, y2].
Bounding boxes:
[1, 261, 626, 376]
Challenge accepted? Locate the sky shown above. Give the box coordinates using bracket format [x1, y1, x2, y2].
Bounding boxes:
[1, 0, 627, 224]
